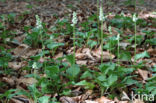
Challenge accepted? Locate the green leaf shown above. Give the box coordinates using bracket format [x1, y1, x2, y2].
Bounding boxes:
[80, 71, 93, 79]
[107, 75, 118, 87]
[28, 84, 40, 97]
[45, 66, 59, 76]
[66, 64, 80, 79]
[134, 51, 150, 60]
[97, 75, 106, 82]
[38, 96, 50, 103]
[119, 51, 131, 61]
[66, 55, 75, 65]
[87, 40, 97, 49]
[0, 89, 16, 99]
[99, 63, 116, 74]
[75, 80, 95, 89]
[47, 42, 64, 49]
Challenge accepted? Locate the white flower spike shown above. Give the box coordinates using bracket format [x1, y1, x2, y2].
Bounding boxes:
[117, 33, 120, 40]
[71, 12, 78, 26]
[32, 62, 37, 69]
[35, 15, 43, 29]
[133, 13, 137, 22]
[99, 6, 105, 21]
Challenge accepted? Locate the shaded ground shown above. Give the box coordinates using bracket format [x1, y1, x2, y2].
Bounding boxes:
[0, 0, 156, 103]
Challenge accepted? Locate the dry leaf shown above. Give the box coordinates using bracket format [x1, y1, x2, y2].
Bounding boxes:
[60, 96, 76, 103]
[17, 77, 37, 86]
[13, 35, 26, 44]
[53, 52, 63, 59]
[2, 77, 16, 86]
[13, 44, 29, 57]
[82, 48, 95, 60]
[133, 99, 144, 103]
[9, 98, 23, 103]
[76, 60, 87, 65]
[23, 48, 40, 58]
[138, 69, 149, 81]
[8, 61, 27, 70]
[76, 53, 87, 59]
[85, 100, 98, 103]
[96, 96, 115, 103]
[92, 46, 115, 61]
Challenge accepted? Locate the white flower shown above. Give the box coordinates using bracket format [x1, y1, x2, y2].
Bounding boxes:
[117, 33, 120, 40]
[32, 62, 37, 69]
[99, 6, 105, 21]
[108, 26, 112, 34]
[132, 13, 138, 22]
[71, 12, 78, 26]
[35, 15, 43, 29]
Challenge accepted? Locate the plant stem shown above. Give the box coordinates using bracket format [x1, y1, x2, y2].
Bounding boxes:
[117, 34, 120, 65]
[73, 25, 76, 65]
[108, 26, 112, 62]
[134, 19, 137, 62]
[97, 0, 100, 44]
[134, 0, 137, 63]
[101, 22, 104, 64]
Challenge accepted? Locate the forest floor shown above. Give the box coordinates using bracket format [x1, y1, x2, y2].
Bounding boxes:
[0, 0, 156, 103]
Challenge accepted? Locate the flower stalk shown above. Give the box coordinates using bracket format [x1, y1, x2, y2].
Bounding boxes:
[71, 12, 78, 65]
[99, 2, 105, 64]
[133, 13, 137, 62]
[108, 26, 112, 62]
[117, 33, 120, 65]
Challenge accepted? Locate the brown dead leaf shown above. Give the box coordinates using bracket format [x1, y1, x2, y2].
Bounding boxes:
[138, 69, 149, 81]
[2, 77, 16, 86]
[9, 96, 33, 103]
[85, 100, 98, 103]
[114, 97, 129, 103]
[96, 96, 115, 103]
[147, 48, 156, 57]
[82, 48, 95, 60]
[76, 53, 87, 59]
[9, 98, 23, 103]
[13, 44, 29, 57]
[53, 52, 63, 59]
[92, 46, 115, 61]
[133, 99, 144, 103]
[76, 60, 87, 65]
[23, 48, 40, 58]
[8, 61, 27, 70]
[118, 101, 129, 103]
[17, 77, 37, 86]
[60, 96, 76, 103]
[13, 35, 26, 44]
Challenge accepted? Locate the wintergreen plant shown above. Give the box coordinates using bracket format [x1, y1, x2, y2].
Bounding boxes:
[35, 15, 45, 49]
[99, 4, 105, 63]
[71, 12, 78, 65]
[24, 15, 45, 48]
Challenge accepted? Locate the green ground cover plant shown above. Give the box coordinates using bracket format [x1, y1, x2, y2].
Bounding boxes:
[0, 0, 155, 102]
